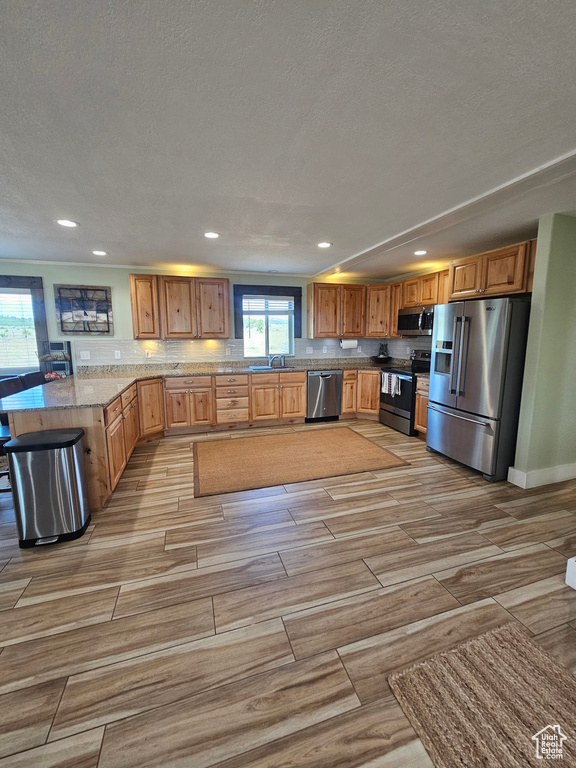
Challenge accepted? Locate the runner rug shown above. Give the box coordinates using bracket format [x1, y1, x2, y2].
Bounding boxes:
[389, 622, 576, 767]
[193, 427, 407, 497]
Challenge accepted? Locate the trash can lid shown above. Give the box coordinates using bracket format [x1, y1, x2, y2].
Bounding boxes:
[4, 428, 85, 453]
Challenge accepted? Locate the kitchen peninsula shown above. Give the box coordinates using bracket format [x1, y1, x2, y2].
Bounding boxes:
[0, 360, 384, 511]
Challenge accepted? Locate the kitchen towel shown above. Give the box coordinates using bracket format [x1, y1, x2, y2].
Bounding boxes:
[339, 339, 358, 349]
[381, 372, 401, 396]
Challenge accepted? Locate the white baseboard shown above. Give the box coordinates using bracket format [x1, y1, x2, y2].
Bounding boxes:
[566, 558, 576, 591]
[508, 462, 576, 489]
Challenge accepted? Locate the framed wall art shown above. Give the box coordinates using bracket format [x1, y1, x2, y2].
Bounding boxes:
[54, 284, 114, 335]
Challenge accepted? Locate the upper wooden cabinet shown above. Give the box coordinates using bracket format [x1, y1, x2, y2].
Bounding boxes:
[448, 241, 532, 301]
[365, 284, 390, 338]
[160, 276, 230, 339]
[160, 277, 197, 338]
[402, 273, 438, 307]
[388, 282, 403, 338]
[438, 269, 450, 305]
[307, 283, 366, 338]
[130, 274, 161, 339]
[130, 274, 230, 340]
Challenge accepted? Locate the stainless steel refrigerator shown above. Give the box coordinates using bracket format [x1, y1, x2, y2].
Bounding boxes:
[427, 296, 530, 481]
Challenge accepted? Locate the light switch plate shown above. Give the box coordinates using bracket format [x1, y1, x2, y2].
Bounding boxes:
[322, 346, 328, 353]
[80, 351, 90, 360]
[114, 351, 121, 359]
[306, 347, 313, 354]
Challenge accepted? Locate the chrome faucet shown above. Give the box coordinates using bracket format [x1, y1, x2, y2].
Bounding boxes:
[268, 354, 285, 368]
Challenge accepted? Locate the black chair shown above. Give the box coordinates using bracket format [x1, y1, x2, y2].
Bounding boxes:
[0, 377, 24, 493]
[19, 371, 46, 389]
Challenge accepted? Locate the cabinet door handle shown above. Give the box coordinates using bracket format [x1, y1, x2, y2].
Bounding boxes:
[228, 400, 238, 405]
[228, 414, 237, 418]
[227, 378, 236, 382]
[227, 389, 237, 393]
[114, 406, 120, 411]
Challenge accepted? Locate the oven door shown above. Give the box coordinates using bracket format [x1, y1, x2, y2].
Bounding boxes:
[379, 372, 415, 418]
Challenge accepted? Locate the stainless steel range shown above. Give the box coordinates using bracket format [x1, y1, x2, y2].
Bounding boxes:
[378, 350, 430, 435]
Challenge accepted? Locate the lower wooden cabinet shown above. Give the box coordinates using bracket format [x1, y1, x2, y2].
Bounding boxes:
[342, 370, 357, 415]
[138, 378, 165, 436]
[414, 375, 429, 434]
[356, 369, 380, 414]
[251, 371, 307, 421]
[165, 386, 214, 428]
[106, 389, 140, 491]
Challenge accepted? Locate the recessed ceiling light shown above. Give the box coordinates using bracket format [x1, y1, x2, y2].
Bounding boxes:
[414, 250, 427, 256]
[204, 232, 219, 239]
[92, 250, 107, 256]
[268, 269, 279, 273]
[317, 242, 332, 248]
[57, 219, 79, 228]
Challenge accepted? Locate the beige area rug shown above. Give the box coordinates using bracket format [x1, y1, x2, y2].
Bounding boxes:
[389, 623, 576, 767]
[193, 427, 408, 497]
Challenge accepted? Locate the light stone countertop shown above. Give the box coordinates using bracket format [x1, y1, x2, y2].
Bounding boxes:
[0, 358, 395, 413]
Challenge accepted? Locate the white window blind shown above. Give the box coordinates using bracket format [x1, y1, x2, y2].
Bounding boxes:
[242, 296, 294, 313]
[0, 289, 38, 370]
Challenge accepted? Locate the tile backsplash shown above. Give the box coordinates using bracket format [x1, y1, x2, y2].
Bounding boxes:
[71, 337, 430, 368]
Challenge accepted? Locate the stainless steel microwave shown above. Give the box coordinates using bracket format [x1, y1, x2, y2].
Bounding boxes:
[397, 305, 434, 336]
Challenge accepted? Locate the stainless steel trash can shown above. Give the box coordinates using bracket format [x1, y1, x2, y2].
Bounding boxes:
[5, 428, 91, 548]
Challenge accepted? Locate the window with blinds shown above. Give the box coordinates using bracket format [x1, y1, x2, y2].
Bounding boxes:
[0, 289, 38, 372]
[242, 295, 294, 358]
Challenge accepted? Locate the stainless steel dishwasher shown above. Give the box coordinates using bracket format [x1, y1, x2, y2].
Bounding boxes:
[306, 370, 343, 421]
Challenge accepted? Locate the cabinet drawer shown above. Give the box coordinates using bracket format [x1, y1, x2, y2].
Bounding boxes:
[121, 384, 137, 408]
[343, 370, 357, 381]
[215, 374, 249, 386]
[104, 396, 123, 425]
[165, 375, 212, 389]
[279, 371, 306, 384]
[215, 385, 249, 398]
[416, 376, 430, 394]
[250, 373, 279, 385]
[216, 408, 250, 424]
[216, 396, 249, 410]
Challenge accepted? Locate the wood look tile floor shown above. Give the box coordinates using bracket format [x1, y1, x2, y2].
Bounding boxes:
[1, 419, 575, 767]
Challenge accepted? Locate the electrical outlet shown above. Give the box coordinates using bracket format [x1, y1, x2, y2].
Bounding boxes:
[406, 346, 411, 354]
[80, 351, 90, 360]
[357, 344, 362, 352]
[145, 351, 151, 359]
[114, 350, 121, 359]
[322, 346, 328, 353]
[225, 347, 231, 356]
[306, 347, 313, 354]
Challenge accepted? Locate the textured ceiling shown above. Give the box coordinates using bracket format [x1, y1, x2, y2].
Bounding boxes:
[2, 0, 576, 278]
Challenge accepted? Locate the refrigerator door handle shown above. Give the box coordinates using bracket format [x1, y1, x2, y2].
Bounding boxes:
[450, 316, 462, 394]
[458, 316, 471, 395]
[428, 404, 492, 428]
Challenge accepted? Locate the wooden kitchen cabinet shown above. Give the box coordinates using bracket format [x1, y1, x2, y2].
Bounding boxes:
[137, 378, 165, 436]
[342, 370, 357, 415]
[279, 371, 307, 418]
[194, 277, 230, 338]
[356, 369, 380, 415]
[130, 274, 230, 340]
[448, 241, 531, 300]
[251, 373, 280, 421]
[389, 282, 403, 338]
[129, 274, 161, 339]
[307, 283, 366, 338]
[106, 413, 127, 490]
[159, 276, 197, 339]
[250, 371, 307, 421]
[402, 273, 438, 307]
[365, 285, 391, 337]
[105, 386, 140, 490]
[438, 269, 450, 304]
[414, 375, 429, 435]
[165, 376, 215, 429]
[123, 395, 140, 459]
